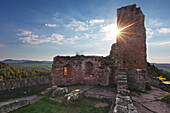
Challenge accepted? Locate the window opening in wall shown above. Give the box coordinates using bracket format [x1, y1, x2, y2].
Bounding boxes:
[64, 67, 67, 75]
[85, 62, 94, 76]
[63, 64, 72, 76]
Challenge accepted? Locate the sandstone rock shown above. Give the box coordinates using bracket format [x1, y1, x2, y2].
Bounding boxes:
[64, 89, 84, 105]
[51, 87, 68, 98]
[41, 88, 53, 95]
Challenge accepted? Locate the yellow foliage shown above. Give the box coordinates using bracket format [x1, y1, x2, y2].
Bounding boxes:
[158, 76, 166, 81]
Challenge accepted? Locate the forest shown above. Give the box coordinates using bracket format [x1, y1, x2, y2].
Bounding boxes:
[0, 62, 50, 81]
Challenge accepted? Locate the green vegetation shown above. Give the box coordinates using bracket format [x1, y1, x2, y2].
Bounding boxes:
[0, 62, 50, 81]
[149, 63, 170, 81]
[161, 95, 170, 104]
[11, 96, 111, 113]
[9, 62, 52, 70]
[145, 83, 152, 90]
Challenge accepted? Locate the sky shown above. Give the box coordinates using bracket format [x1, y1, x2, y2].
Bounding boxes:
[0, 0, 170, 63]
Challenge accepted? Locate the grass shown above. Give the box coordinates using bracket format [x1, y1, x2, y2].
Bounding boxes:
[11, 96, 112, 113]
[161, 95, 170, 104]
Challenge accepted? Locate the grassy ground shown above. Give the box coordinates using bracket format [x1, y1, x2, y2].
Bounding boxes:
[161, 95, 170, 104]
[11, 96, 111, 113]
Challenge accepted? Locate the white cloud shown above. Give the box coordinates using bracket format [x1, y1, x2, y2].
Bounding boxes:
[66, 36, 79, 44]
[18, 31, 64, 45]
[89, 19, 104, 25]
[83, 33, 89, 38]
[148, 41, 170, 46]
[146, 28, 154, 38]
[159, 41, 170, 45]
[64, 20, 88, 31]
[158, 28, 170, 34]
[17, 29, 32, 36]
[45, 24, 57, 27]
[148, 19, 162, 27]
[51, 33, 64, 41]
[19, 34, 49, 44]
[100, 23, 117, 41]
[0, 44, 4, 47]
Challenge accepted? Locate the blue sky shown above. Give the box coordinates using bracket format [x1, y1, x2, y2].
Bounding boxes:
[0, 0, 170, 63]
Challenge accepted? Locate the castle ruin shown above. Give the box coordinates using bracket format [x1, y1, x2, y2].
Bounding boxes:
[51, 4, 148, 91]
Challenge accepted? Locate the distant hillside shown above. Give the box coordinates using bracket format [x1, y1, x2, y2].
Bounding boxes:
[1, 59, 32, 63]
[1, 59, 52, 70]
[0, 62, 50, 81]
[151, 63, 170, 72]
[149, 63, 170, 81]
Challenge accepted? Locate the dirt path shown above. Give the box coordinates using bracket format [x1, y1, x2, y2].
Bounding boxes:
[132, 86, 170, 113]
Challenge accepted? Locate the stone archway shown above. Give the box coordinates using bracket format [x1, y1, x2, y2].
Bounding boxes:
[85, 62, 94, 76]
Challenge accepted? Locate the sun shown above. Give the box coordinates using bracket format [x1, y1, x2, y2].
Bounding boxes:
[108, 24, 120, 38]
[115, 28, 120, 36]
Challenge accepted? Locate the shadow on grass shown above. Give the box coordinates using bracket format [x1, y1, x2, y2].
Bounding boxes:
[11, 96, 112, 113]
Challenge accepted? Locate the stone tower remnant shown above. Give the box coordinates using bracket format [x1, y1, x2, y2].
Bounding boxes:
[110, 4, 147, 69]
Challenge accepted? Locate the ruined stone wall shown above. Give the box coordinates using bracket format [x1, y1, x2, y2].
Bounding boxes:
[0, 76, 52, 99]
[115, 4, 147, 69]
[51, 55, 114, 86]
[126, 69, 147, 91]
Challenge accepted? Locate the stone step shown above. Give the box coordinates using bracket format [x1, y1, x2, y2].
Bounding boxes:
[114, 105, 128, 113]
[116, 94, 131, 101]
[118, 72, 126, 75]
[128, 103, 138, 113]
[118, 74, 127, 79]
[117, 84, 128, 90]
[115, 96, 131, 106]
[118, 80, 127, 84]
[118, 77, 127, 81]
[117, 89, 130, 96]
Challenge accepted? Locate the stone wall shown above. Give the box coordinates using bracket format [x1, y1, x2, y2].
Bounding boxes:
[126, 69, 147, 91]
[110, 4, 147, 69]
[0, 99, 29, 113]
[51, 55, 115, 86]
[0, 76, 52, 99]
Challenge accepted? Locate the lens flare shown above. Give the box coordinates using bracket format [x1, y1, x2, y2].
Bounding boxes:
[116, 22, 137, 40]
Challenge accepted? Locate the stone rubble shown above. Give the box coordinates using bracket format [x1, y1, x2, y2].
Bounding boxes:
[41, 85, 68, 98]
[51, 87, 68, 98]
[64, 89, 84, 105]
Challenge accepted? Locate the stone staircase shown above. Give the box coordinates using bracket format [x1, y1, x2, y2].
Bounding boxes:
[109, 69, 138, 113]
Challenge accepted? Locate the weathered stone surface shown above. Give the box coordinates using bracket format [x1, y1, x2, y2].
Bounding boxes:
[0, 76, 52, 99]
[41, 88, 53, 95]
[110, 4, 147, 69]
[0, 99, 29, 113]
[127, 69, 147, 91]
[64, 89, 84, 105]
[150, 77, 170, 92]
[51, 87, 68, 98]
[110, 69, 138, 113]
[132, 86, 170, 113]
[85, 88, 115, 101]
[51, 55, 114, 86]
